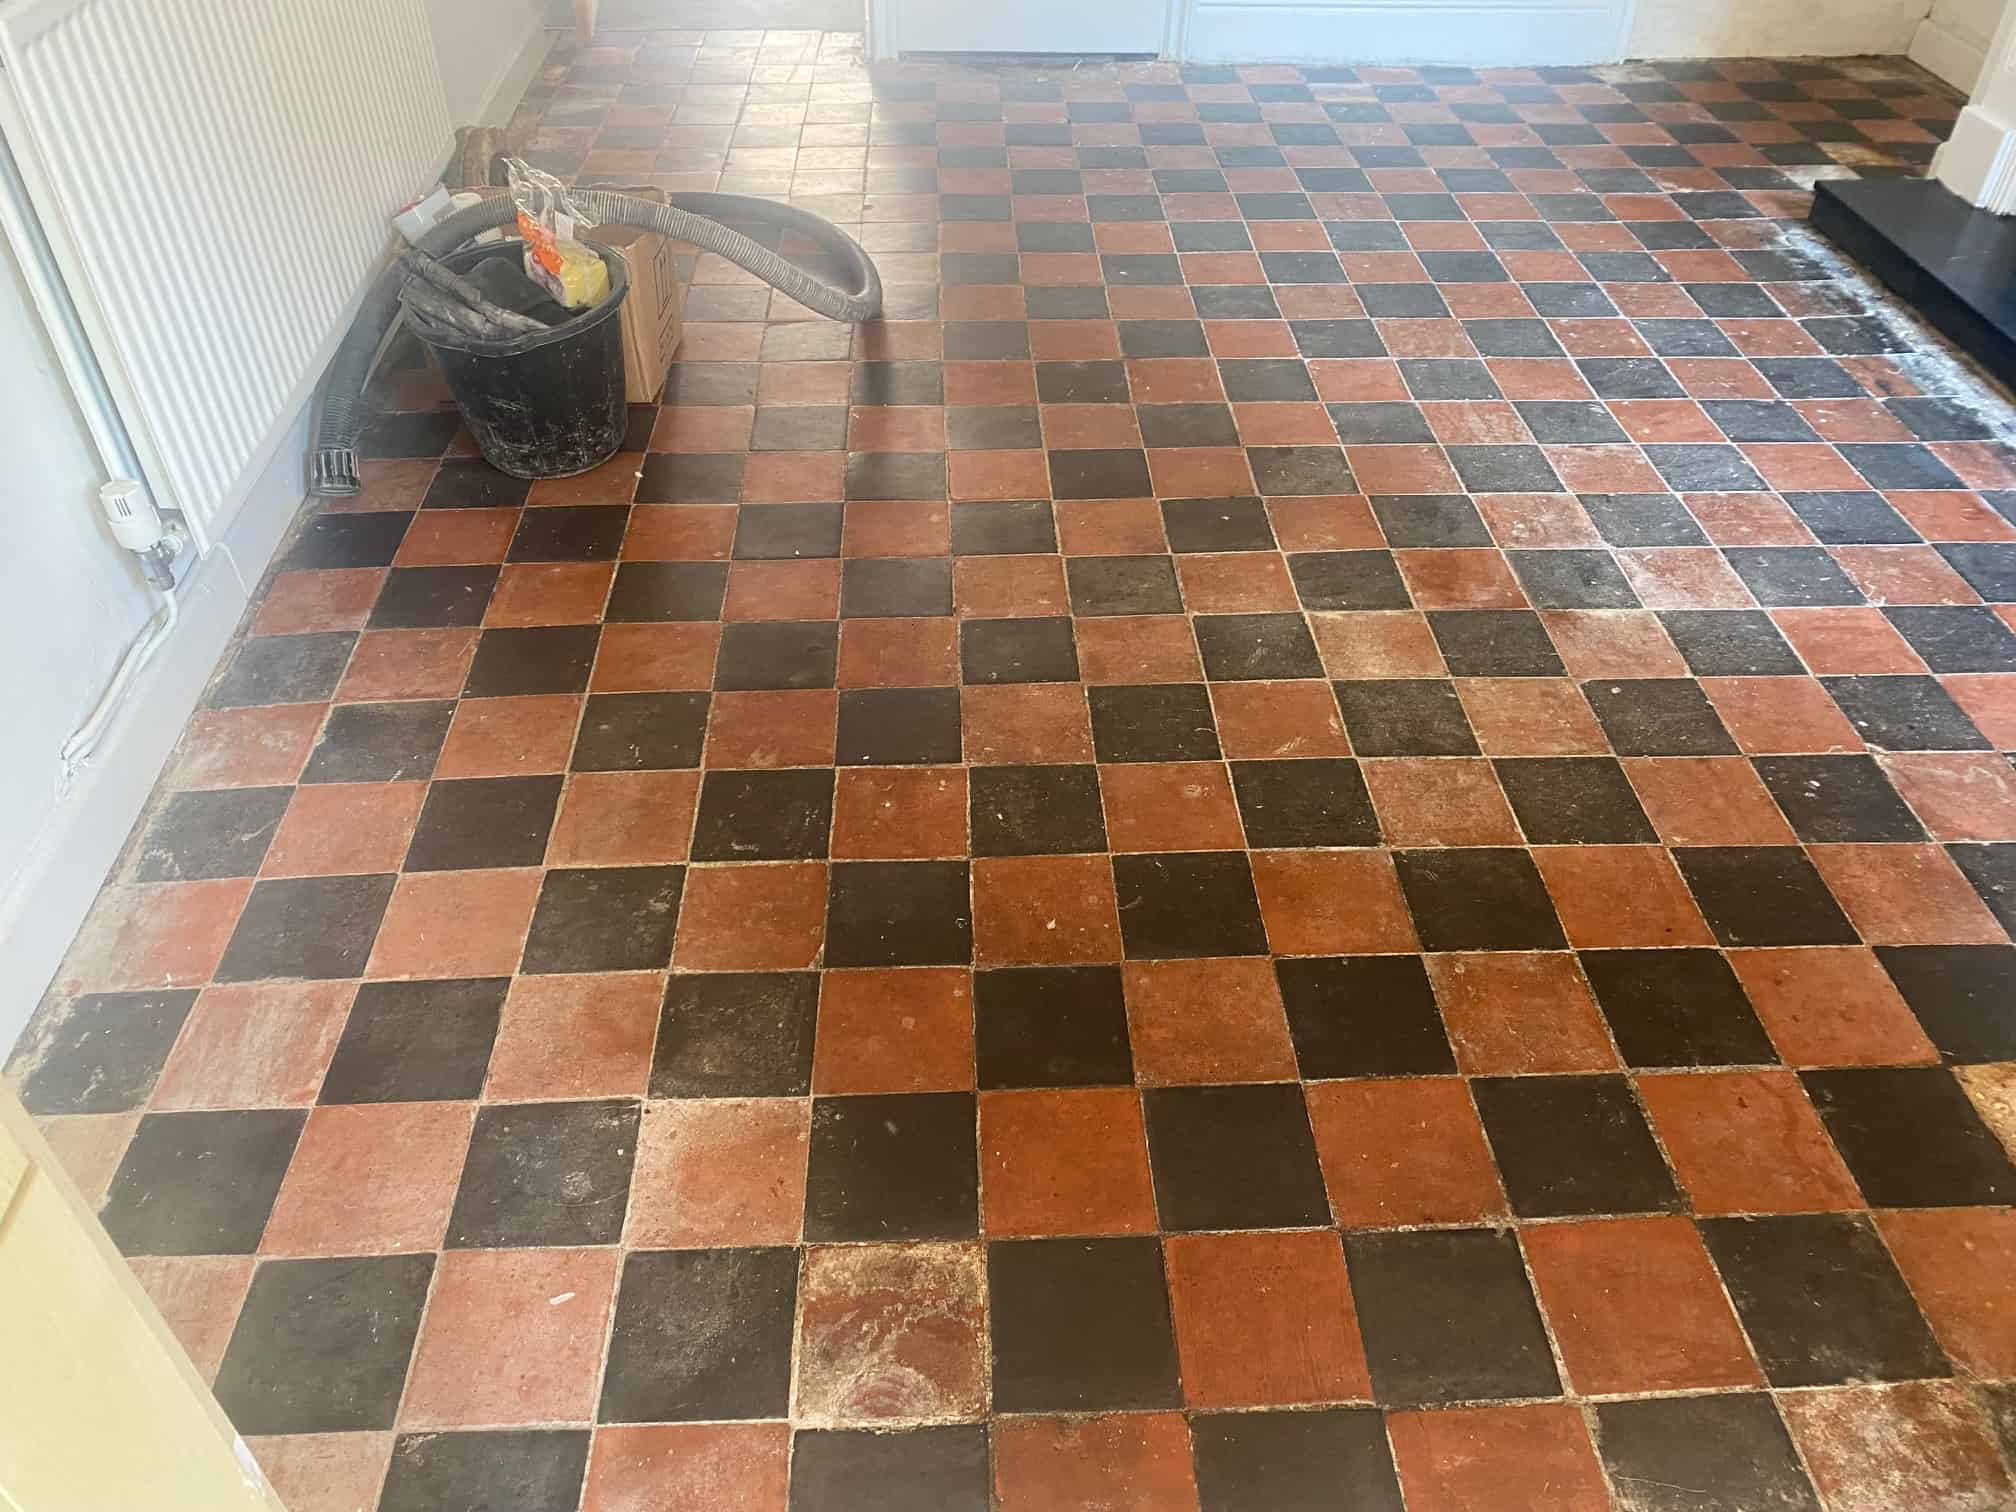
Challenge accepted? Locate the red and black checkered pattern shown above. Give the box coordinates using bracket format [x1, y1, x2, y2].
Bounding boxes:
[12, 28, 2016, 1512]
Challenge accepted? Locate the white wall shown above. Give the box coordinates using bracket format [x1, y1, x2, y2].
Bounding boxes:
[1911, 0, 2007, 89]
[1631, 0, 1934, 58]
[0, 238, 149, 880]
[426, 0, 551, 126]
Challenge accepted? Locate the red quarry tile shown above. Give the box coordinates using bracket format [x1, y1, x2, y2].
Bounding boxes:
[1307, 1077, 1507, 1227]
[1309, 610, 1447, 679]
[252, 569, 384, 636]
[526, 450, 643, 504]
[1532, 845, 1713, 949]
[1396, 548, 1527, 609]
[1637, 1069, 1862, 1215]
[151, 981, 351, 1109]
[261, 781, 426, 876]
[127, 1255, 255, 1381]
[814, 968, 975, 1094]
[1521, 1215, 1762, 1394]
[1363, 758, 1523, 846]
[1622, 756, 1797, 845]
[622, 504, 736, 561]
[954, 555, 1070, 618]
[435, 693, 582, 776]
[1772, 607, 1926, 675]
[1475, 493, 1596, 548]
[1163, 1230, 1371, 1408]
[1174, 552, 1299, 613]
[1729, 946, 1939, 1068]
[1702, 676, 1865, 754]
[674, 862, 828, 970]
[1941, 674, 2016, 749]
[1425, 952, 1617, 1075]
[842, 499, 950, 557]
[1076, 616, 1202, 684]
[1686, 490, 1816, 546]
[401, 1247, 619, 1427]
[1388, 1403, 1609, 1512]
[165, 704, 324, 790]
[582, 1424, 790, 1512]
[1122, 958, 1297, 1085]
[972, 855, 1123, 965]
[486, 974, 659, 1100]
[1209, 680, 1350, 758]
[1808, 843, 2007, 945]
[1616, 547, 1755, 608]
[261, 1101, 473, 1256]
[962, 683, 1094, 764]
[548, 770, 699, 866]
[485, 562, 614, 626]
[250, 1435, 394, 1512]
[1888, 488, 2016, 542]
[1348, 445, 1462, 495]
[980, 1087, 1157, 1237]
[55, 879, 250, 996]
[702, 689, 836, 768]
[591, 622, 719, 692]
[723, 560, 842, 621]
[367, 868, 540, 979]
[1455, 678, 1607, 755]
[1055, 498, 1167, 555]
[1880, 751, 2016, 841]
[1834, 545, 1983, 606]
[832, 767, 967, 859]
[838, 617, 958, 687]
[794, 1242, 987, 1426]
[36, 1114, 139, 1207]
[1875, 1208, 2016, 1378]
[1781, 1382, 2015, 1512]
[993, 1414, 1199, 1512]
[394, 509, 517, 566]
[1251, 848, 1418, 956]
[1541, 610, 1688, 679]
[1101, 762, 1247, 852]
[626, 1097, 809, 1249]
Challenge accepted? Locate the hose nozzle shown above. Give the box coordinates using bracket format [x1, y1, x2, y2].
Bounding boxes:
[312, 447, 362, 498]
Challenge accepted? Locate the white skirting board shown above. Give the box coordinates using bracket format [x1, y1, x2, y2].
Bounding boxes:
[0, 407, 305, 1043]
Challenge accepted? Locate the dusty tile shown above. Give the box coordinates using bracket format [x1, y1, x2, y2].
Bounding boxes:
[485, 974, 659, 1100]
[548, 770, 699, 866]
[250, 1434, 394, 1512]
[1781, 1382, 2013, 1512]
[366, 869, 541, 979]
[127, 1254, 256, 1381]
[832, 767, 968, 858]
[1728, 946, 1939, 1067]
[262, 782, 427, 877]
[1388, 1403, 1608, 1512]
[625, 1097, 809, 1249]
[794, 1242, 987, 1426]
[151, 982, 352, 1109]
[972, 855, 1123, 965]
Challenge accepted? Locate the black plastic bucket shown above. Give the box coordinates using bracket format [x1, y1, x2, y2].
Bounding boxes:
[417, 238, 631, 479]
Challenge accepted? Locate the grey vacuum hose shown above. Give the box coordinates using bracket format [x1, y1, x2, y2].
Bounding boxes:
[312, 189, 883, 495]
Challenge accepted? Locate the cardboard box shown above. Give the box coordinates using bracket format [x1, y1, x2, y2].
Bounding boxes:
[587, 188, 687, 404]
[470, 184, 687, 403]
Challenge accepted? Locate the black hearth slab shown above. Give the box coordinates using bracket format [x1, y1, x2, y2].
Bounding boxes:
[1811, 176, 2016, 389]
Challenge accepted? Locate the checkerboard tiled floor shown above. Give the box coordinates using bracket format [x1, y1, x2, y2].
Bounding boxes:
[11, 27, 2016, 1512]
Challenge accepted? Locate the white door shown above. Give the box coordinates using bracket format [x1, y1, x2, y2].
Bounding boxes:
[870, 0, 1174, 59]
[1179, 0, 1636, 65]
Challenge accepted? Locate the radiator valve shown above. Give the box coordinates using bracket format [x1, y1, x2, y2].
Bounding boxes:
[99, 479, 183, 589]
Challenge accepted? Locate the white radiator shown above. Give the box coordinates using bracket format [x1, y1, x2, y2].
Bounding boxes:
[0, 0, 452, 548]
